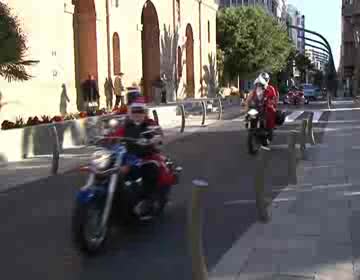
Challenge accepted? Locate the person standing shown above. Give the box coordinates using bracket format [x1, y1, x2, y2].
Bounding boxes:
[114, 73, 125, 108]
[82, 74, 100, 110]
[104, 77, 114, 111]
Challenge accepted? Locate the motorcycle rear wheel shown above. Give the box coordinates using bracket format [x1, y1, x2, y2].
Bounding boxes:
[72, 201, 108, 255]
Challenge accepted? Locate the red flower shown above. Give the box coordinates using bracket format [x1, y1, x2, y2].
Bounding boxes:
[79, 112, 87, 118]
[51, 116, 64, 122]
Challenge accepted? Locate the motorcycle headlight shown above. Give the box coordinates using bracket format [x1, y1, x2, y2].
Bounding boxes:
[91, 150, 112, 170]
[109, 118, 119, 128]
[248, 109, 258, 119]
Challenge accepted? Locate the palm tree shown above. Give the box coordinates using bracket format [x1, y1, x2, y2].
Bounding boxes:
[0, 2, 38, 82]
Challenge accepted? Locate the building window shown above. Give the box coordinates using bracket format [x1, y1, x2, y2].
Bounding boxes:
[177, 47, 182, 79]
[208, 21, 210, 43]
[112, 33, 121, 75]
[176, 0, 180, 24]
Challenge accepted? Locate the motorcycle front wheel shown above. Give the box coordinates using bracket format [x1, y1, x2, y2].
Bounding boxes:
[247, 131, 261, 155]
[72, 201, 108, 255]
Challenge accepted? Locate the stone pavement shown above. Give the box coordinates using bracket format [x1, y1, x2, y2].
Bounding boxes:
[211, 108, 360, 280]
[0, 104, 242, 193]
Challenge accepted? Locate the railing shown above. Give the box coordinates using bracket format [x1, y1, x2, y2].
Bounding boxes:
[151, 97, 230, 133]
[48, 96, 241, 176]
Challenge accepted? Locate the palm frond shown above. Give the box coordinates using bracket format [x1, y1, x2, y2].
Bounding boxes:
[0, 2, 38, 82]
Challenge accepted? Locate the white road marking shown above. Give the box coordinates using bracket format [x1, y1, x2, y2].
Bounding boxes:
[312, 111, 323, 123]
[285, 111, 304, 123]
[224, 197, 297, 206]
[270, 143, 329, 149]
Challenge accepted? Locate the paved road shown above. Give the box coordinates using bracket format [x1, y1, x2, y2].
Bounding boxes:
[0, 103, 331, 280]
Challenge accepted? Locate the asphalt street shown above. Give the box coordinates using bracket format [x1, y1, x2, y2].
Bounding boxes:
[0, 101, 332, 280]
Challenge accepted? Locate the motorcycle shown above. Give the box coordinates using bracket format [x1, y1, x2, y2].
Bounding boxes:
[245, 107, 272, 155]
[71, 126, 182, 254]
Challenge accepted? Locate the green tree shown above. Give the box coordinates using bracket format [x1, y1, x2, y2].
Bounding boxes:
[0, 2, 38, 82]
[216, 46, 225, 85]
[217, 6, 294, 81]
[294, 52, 313, 83]
[312, 69, 324, 88]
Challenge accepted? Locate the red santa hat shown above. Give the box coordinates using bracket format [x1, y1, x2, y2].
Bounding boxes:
[130, 96, 147, 110]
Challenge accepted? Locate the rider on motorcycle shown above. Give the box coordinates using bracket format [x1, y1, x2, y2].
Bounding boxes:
[107, 97, 175, 215]
[260, 72, 279, 105]
[245, 73, 277, 144]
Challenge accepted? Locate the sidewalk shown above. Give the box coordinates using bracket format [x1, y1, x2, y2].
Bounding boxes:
[211, 109, 360, 279]
[0, 104, 243, 193]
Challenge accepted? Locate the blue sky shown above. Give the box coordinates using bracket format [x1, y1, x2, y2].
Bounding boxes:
[287, 0, 342, 68]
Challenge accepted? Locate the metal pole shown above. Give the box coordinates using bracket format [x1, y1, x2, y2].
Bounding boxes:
[288, 130, 297, 185]
[152, 109, 160, 126]
[254, 146, 270, 223]
[201, 101, 206, 126]
[217, 97, 223, 120]
[288, 24, 337, 97]
[300, 119, 307, 160]
[327, 91, 332, 109]
[50, 125, 60, 175]
[188, 179, 209, 280]
[179, 104, 186, 133]
[307, 112, 316, 145]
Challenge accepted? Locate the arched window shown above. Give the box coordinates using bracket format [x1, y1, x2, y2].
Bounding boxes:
[112, 33, 121, 75]
[177, 47, 182, 79]
[208, 21, 210, 43]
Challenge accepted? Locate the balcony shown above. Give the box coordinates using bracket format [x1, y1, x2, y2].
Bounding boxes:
[343, 4, 353, 17]
[343, 4, 360, 16]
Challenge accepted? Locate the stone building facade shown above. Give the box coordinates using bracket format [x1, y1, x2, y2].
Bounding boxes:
[340, 0, 360, 96]
[0, 0, 218, 121]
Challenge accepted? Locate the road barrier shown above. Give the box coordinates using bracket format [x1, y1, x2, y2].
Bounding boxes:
[188, 179, 209, 280]
[288, 130, 298, 185]
[254, 146, 271, 223]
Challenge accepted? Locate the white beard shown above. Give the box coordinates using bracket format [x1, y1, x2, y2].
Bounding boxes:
[256, 89, 264, 100]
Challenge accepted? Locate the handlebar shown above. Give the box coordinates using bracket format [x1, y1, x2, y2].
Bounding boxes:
[94, 134, 163, 147]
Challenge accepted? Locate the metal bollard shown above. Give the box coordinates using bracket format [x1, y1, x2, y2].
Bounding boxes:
[307, 112, 316, 145]
[327, 92, 332, 109]
[217, 97, 223, 120]
[179, 104, 186, 133]
[188, 179, 209, 280]
[201, 101, 207, 126]
[152, 109, 159, 126]
[300, 119, 307, 159]
[288, 130, 297, 185]
[254, 146, 271, 223]
[49, 125, 60, 175]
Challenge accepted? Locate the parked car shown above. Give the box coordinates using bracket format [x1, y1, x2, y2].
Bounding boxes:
[301, 84, 318, 101]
